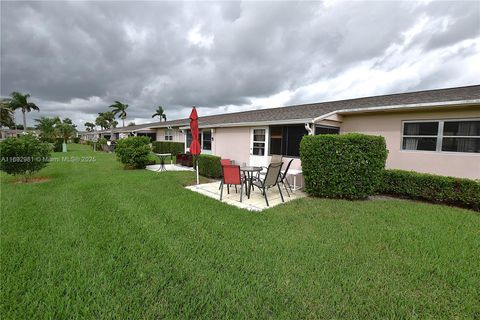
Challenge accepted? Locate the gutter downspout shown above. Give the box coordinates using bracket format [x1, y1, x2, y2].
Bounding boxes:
[305, 122, 314, 135]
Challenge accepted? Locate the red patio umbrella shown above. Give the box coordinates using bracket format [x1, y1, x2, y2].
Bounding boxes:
[189, 106, 201, 184]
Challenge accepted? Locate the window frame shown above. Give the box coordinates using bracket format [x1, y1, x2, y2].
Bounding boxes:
[401, 118, 480, 154]
[252, 128, 267, 156]
[164, 129, 173, 141]
[201, 129, 212, 151]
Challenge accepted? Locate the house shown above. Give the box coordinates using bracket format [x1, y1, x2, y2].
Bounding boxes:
[89, 85, 480, 179]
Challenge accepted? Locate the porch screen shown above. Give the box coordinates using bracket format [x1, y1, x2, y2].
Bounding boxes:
[269, 125, 308, 157]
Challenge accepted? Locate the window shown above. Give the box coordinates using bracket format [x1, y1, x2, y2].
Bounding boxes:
[269, 125, 308, 157]
[252, 129, 266, 156]
[315, 125, 340, 135]
[402, 120, 479, 153]
[202, 130, 212, 150]
[442, 121, 480, 153]
[402, 122, 438, 151]
[186, 130, 192, 148]
[164, 129, 173, 141]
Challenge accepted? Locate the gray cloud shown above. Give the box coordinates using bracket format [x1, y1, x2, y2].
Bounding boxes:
[1, 1, 479, 129]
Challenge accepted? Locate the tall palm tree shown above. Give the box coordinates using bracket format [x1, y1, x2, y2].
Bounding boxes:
[109, 101, 128, 127]
[152, 106, 167, 122]
[10, 92, 40, 132]
[0, 98, 15, 128]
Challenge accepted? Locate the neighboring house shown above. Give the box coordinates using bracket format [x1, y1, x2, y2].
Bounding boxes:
[0, 129, 21, 140]
[0, 129, 40, 140]
[92, 85, 480, 179]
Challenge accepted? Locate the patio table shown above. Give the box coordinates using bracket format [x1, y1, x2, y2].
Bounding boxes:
[240, 166, 262, 198]
[282, 168, 303, 192]
[155, 153, 172, 172]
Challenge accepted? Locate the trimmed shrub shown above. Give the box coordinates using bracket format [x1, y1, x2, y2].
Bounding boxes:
[198, 154, 222, 178]
[146, 153, 158, 165]
[300, 133, 388, 199]
[379, 169, 480, 211]
[115, 136, 151, 169]
[152, 141, 184, 155]
[72, 137, 80, 144]
[53, 138, 64, 152]
[0, 134, 52, 181]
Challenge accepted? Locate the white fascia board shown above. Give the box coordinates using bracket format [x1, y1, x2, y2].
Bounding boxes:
[179, 118, 313, 130]
[313, 99, 480, 123]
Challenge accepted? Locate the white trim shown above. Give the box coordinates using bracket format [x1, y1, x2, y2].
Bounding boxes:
[313, 99, 480, 123]
[179, 118, 313, 130]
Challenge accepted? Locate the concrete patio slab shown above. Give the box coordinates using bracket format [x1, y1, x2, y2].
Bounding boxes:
[186, 181, 307, 211]
[146, 164, 194, 172]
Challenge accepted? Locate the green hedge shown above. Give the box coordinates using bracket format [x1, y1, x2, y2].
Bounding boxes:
[379, 169, 480, 211]
[198, 154, 222, 179]
[152, 141, 184, 155]
[300, 133, 388, 199]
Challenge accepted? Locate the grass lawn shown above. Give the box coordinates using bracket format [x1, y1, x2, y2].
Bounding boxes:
[1, 144, 479, 319]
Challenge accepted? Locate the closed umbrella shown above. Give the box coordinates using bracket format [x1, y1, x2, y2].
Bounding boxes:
[189, 106, 201, 184]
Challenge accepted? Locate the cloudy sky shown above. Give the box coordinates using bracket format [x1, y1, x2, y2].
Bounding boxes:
[1, 1, 479, 129]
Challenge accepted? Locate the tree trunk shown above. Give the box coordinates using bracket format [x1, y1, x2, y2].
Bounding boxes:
[22, 109, 26, 132]
[122, 119, 125, 127]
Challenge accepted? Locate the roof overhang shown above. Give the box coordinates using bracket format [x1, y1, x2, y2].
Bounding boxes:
[179, 118, 313, 130]
[313, 99, 480, 123]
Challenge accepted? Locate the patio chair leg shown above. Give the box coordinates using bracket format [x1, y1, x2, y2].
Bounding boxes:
[240, 183, 243, 202]
[263, 187, 269, 207]
[283, 180, 290, 197]
[227, 184, 230, 194]
[285, 178, 293, 193]
[277, 183, 284, 202]
[235, 185, 238, 193]
[220, 182, 224, 200]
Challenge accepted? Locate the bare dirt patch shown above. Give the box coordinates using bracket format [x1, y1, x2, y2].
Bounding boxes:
[13, 177, 52, 184]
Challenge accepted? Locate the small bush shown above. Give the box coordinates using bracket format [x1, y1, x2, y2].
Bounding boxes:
[0, 134, 52, 181]
[152, 141, 184, 155]
[92, 138, 108, 151]
[72, 137, 80, 144]
[379, 169, 480, 211]
[300, 133, 388, 199]
[146, 153, 158, 165]
[115, 136, 152, 169]
[198, 154, 222, 178]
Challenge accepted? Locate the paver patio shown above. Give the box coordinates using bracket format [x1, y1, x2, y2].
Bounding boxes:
[186, 181, 307, 211]
[146, 164, 194, 172]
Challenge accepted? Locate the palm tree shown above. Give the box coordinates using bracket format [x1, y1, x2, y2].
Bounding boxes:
[9, 92, 40, 132]
[152, 106, 167, 122]
[34, 116, 61, 142]
[109, 101, 128, 127]
[0, 98, 15, 128]
[84, 122, 96, 132]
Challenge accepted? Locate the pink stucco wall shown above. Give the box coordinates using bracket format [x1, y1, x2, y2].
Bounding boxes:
[213, 127, 251, 165]
[340, 107, 480, 179]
